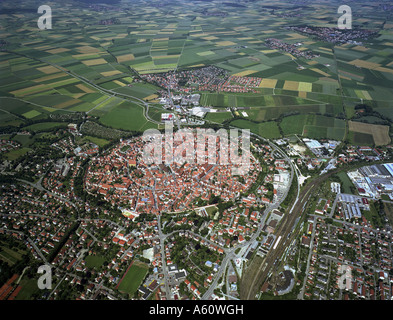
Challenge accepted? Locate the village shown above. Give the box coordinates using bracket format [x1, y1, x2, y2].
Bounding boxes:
[140, 66, 261, 97]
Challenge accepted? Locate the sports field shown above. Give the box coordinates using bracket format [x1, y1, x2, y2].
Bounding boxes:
[117, 261, 149, 295]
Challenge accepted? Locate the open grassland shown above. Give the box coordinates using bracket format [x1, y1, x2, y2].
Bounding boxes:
[0, 0, 392, 143]
[100, 101, 157, 132]
[205, 111, 233, 123]
[230, 119, 281, 139]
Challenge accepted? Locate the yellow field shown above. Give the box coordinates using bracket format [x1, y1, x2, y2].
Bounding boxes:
[298, 91, 307, 98]
[153, 54, 180, 59]
[286, 33, 308, 39]
[76, 84, 96, 93]
[352, 45, 369, 52]
[10, 84, 49, 97]
[348, 59, 381, 69]
[259, 78, 277, 88]
[116, 54, 135, 63]
[197, 51, 215, 56]
[122, 77, 134, 83]
[23, 110, 41, 119]
[339, 75, 352, 81]
[260, 49, 277, 55]
[233, 70, 257, 77]
[143, 94, 159, 101]
[298, 82, 313, 92]
[37, 65, 60, 74]
[100, 70, 123, 77]
[113, 80, 126, 87]
[202, 36, 218, 41]
[76, 45, 102, 54]
[375, 66, 393, 75]
[44, 78, 78, 89]
[82, 58, 107, 66]
[283, 80, 299, 91]
[216, 41, 236, 46]
[190, 33, 205, 38]
[310, 68, 331, 77]
[354, 89, 372, 100]
[34, 45, 53, 50]
[53, 99, 81, 109]
[72, 53, 101, 60]
[46, 48, 70, 54]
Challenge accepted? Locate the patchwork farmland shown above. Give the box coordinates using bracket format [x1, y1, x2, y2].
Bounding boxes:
[0, 0, 392, 145]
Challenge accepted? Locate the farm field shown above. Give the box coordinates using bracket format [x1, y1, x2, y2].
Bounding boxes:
[204, 111, 233, 124]
[0, 0, 391, 144]
[230, 119, 281, 139]
[200, 92, 317, 108]
[348, 120, 391, 146]
[99, 101, 157, 132]
[0, 243, 26, 266]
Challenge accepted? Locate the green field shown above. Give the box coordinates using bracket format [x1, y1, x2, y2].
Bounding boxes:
[14, 278, 40, 300]
[100, 101, 157, 132]
[337, 172, 355, 194]
[117, 261, 149, 295]
[205, 112, 233, 123]
[200, 93, 316, 108]
[280, 114, 346, 140]
[23, 122, 68, 132]
[348, 131, 375, 146]
[231, 119, 281, 139]
[84, 255, 106, 269]
[0, 243, 26, 266]
[4, 147, 31, 160]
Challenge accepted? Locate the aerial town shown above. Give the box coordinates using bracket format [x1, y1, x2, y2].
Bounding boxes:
[1, 120, 393, 301]
[1, 0, 393, 308]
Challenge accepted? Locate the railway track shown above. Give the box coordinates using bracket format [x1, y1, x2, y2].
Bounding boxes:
[240, 168, 341, 300]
